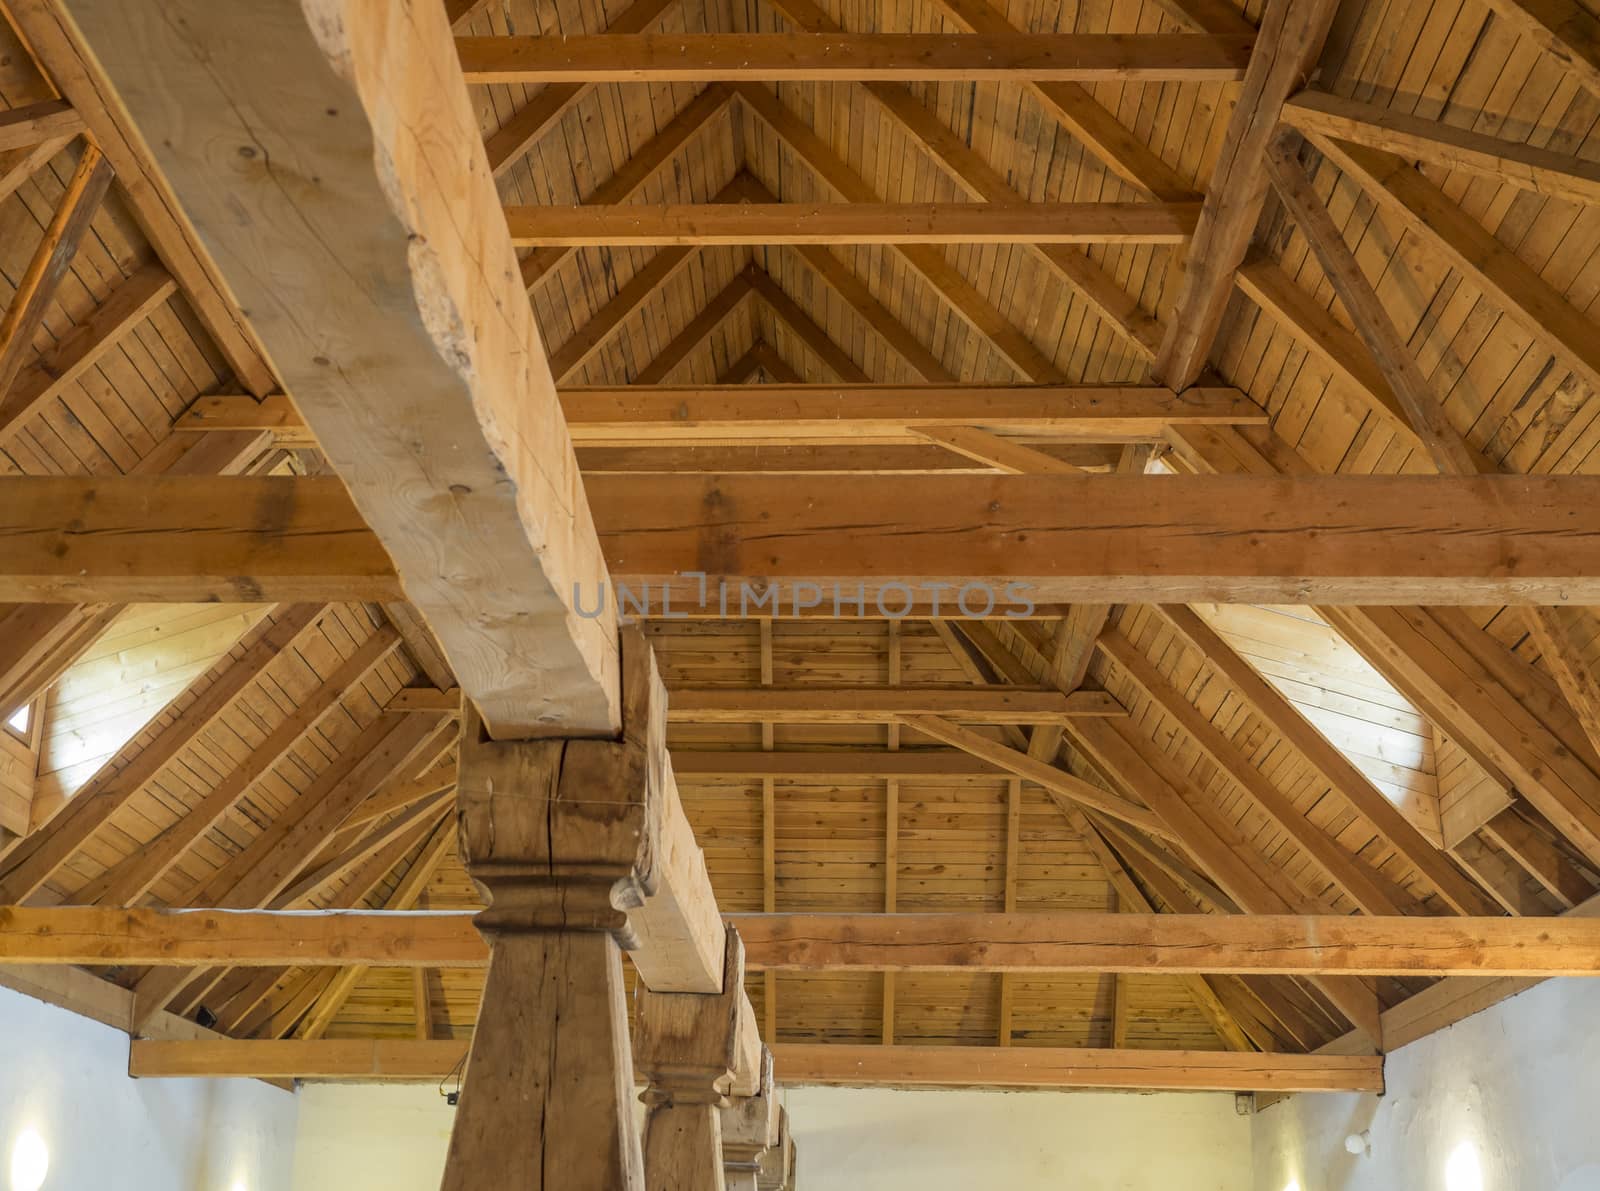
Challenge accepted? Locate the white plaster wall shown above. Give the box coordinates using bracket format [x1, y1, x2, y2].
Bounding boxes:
[0, 982, 297, 1191]
[291, 1082, 1251, 1191]
[1253, 977, 1600, 1191]
[784, 1086, 1251, 1189]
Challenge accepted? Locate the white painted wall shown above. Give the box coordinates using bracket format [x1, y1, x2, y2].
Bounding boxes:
[291, 1081, 1251, 1190]
[0, 982, 298, 1191]
[1253, 977, 1600, 1191]
[785, 1086, 1250, 1189]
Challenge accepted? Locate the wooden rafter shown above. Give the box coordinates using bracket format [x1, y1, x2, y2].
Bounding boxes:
[1155, 0, 1342, 388]
[6, 0, 278, 394]
[0, 140, 112, 396]
[481, 0, 679, 177]
[736, 82, 1066, 381]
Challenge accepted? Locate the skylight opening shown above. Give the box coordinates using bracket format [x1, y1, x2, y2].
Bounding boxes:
[4, 702, 29, 737]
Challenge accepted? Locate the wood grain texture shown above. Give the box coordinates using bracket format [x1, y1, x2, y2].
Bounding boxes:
[457, 33, 1253, 83]
[60, 0, 621, 737]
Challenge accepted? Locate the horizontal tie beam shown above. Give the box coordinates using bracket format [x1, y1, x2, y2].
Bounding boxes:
[124, 1037, 1382, 1093]
[6, 907, 1600, 977]
[456, 33, 1254, 85]
[7, 474, 1600, 605]
[503, 202, 1202, 246]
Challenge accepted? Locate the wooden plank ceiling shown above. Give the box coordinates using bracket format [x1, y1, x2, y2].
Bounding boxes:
[1, 0, 1600, 1084]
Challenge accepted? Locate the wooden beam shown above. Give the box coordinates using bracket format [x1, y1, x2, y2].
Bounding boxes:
[672, 749, 1002, 781]
[1154, 0, 1342, 388]
[670, 687, 1123, 726]
[922, 0, 1206, 200]
[1096, 627, 1414, 916]
[744, 267, 870, 383]
[19, 908, 1600, 978]
[775, 1044, 1379, 1093]
[0, 141, 113, 397]
[0, 607, 323, 903]
[69, 626, 401, 907]
[0, 476, 399, 603]
[1282, 90, 1600, 207]
[456, 33, 1253, 84]
[294, 818, 458, 1040]
[5, 1, 277, 394]
[0, 262, 178, 447]
[62, 0, 622, 738]
[130, 1037, 472, 1081]
[577, 442, 1125, 474]
[1066, 809, 1255, 1051]
[1234, 253, 1415, 437]
[1263, 137, 1481, 474]
[898, 714, 1174, 838]
[913, 426, 1087, 474]
[734, 83, 1067, 381]
[481, 0, 678, 177]
[1154, 604, 1496, 917]
[0, 132, 75, 206]
[13, 474, 1600, 605]
[505, 202, 1201, 246]
[545, 175, 759, 381]
[183, 384, 1264, 445]
[1308, 135, 1600, 397]
[634, 273, 754, 385]
[519, 84, 734, 289]
[0, 98, 81, 150]
[124, 1037, 1379, 1092]
[584, 473, 1600, 606]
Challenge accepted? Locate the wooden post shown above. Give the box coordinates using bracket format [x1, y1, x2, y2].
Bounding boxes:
[722, 1048, 780, 1191]
[756, 1109, 797, 1191]
[441, 631, 677, 1190]
[636, 927, 752, 1191]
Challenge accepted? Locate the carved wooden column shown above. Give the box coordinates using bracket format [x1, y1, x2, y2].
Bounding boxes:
[756, 1108, 796, 1191]
[442, 631, 669, 1191]
[722, 1047, 780, 1191]
[636, 926, 753, 1191]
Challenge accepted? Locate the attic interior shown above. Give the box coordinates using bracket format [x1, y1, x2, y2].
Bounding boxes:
[1, 0, 1600, 1186]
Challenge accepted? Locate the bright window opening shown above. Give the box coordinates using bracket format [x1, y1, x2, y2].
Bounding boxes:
[4, 702, 28, 737]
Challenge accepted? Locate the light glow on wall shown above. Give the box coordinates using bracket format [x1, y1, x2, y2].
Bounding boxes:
[9, 1128, 48, 1191]
[1446, 1141, 1484, 1191]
